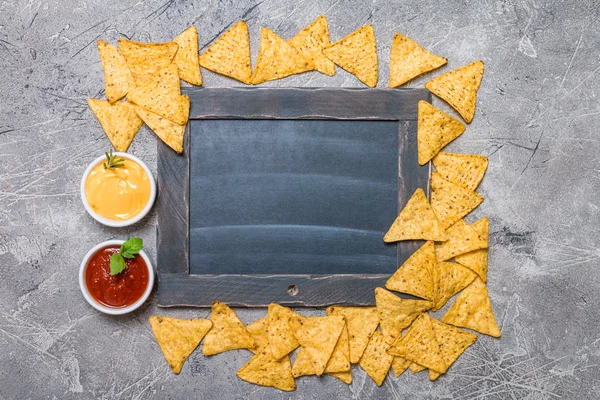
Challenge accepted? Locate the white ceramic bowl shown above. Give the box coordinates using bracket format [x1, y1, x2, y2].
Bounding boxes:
[80, 152, 156, 227]
[79, 240, 154, 315]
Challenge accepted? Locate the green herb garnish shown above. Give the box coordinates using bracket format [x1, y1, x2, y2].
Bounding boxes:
[110, 237, 143, 275]
[104, 149, 125, 170]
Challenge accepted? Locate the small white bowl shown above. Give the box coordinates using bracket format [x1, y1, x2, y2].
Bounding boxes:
[80, 152, 156, 227]
[79, 240, 155, 315]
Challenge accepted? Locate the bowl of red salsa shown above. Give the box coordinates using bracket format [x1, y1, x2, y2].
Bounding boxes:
[79, 240, 154, 315]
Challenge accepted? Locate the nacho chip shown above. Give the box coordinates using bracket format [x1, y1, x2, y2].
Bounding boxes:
[330, 371, 352, 384]
[292, 323, 350, 377]
[135, 105, 185, 153]
[425, 60, 484, 123]
[247, 316, 270, 354]
[202, 301, 255, 355]
[442, 277, 501, 337]
[97, 40, 135, 103]
[358, 331, 394, 386]
[435, 219, 488, 261]
[118, 39, 178, 87]
[429, 370, 442, 381]
[429, 318, 477, 378]
[375, 287, 433, 344]
[288, 16, 336, 76]
[455, 218, 489, 282]
[172, 26, 202, 86]
[388, 33, 447, 88]
[431, 172, 483, 229]
[385, 241, 435, 300]
[149, 316, 212, 374]
[199, 20, 252, 84]
[267, 304, 301, 360]
[432, 261, 477, 311]
[417, 101, 465, 165]
[409, 362, 426, 374]
[432, 152, 488, 191]
[384, 188, 448, 242]
[88, 99, 143, 152]
[391, 357, 411, 377]
[326, 306, 379, 364]
[236, 348, 296, 391]
[323, 25, 378, 87]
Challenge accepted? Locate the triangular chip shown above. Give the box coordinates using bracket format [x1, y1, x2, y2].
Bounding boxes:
[329, 371, 352, 384]
[88, 99, 143, 152]
[326, 306, 379, 364]
[388, 33, 447, 88]
[135, 105, 185, 153]
[443, 277, 501, 337]
[429, 370, 442, 381]
[202, 301, 255, 355]
[409, 362, 426, 374]
[97, 40, 135, 103]
[292, 323, 350, 377]
[375, 287, 433, 344]
[323, 24, 378, 87]
[358, 331, 393, 386]
[199, 20, 252, 84]
[246, 316, 270, 353]
[267, 304, 301, 359]
[435, 219, 488, 261]
[432, 152, 488, 191]
[236, 348, 296, 391]
[425, 60, 484, 123]
[391, 357, 411, 377]
[432, 261, 477, 311]
[385, 241, 435, 300]
[118, 39, 178, 87]
[428, 318, 477, 379]
[455, 218, 489, 282]
[417, 101, 465, 165]
[148, 316, 212, 374]
[172, 26, 202, 85]
[384, 188, 448, 242]
[431, 172, 483, 229]
[288, 16, 336, 76]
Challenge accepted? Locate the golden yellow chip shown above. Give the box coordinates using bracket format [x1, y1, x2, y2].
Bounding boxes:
[323, 24, 378, 87]
[455, 218, 489, 282]
[330, 371, 352, 384]
[432, 261, 477, 311]
[435, 219, 488, 261]
[384, 188, 448, 242]
[118, 39, 178, 87]
[425, 60, 484, 123]
[246, 316, 269, 354]
[417, 101, 466, 165]
[326, 306, 379, 364]
[429, 370, 442, 381]
[149, 316, 212, 374]
[199, 20, 252, 84]
[202, 301, 255, 355]
[391, 357, 410, 377]
[236, 348, 296, 391]
[375, 287, 433, 344]
[409, 362, 426, 374]
[429, 318, 477, 379]
[292, 323, 350, 377]
[432, 152, 488, 191]
[443, 277, 501, 337]
[358, 331, 394, 386]
[135, 105, 185, 153]
[172, 26, 202, 86]
[385, 241, 435, 300]
[431, 172, 483, 229]
[288, 16, 335, 76]
[88, 99, 143, 152]
[388, 33, 447, 88]
[267, 303, 301, 360]
[97, 40, 135, 103]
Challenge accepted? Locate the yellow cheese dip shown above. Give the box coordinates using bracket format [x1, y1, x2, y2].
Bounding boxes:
[85, 158, 151, 221]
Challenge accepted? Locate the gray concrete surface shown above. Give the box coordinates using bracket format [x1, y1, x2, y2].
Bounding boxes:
[1, 0, 599, 398]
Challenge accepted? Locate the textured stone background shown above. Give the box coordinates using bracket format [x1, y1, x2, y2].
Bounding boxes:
[1, 0, 599, 398]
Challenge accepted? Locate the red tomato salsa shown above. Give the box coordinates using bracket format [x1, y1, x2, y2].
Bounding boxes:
[85, 245, 149, 308]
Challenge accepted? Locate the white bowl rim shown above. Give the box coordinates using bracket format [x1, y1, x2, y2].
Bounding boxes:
[80, 152, 156, 228]
[79, 239, 155, 315]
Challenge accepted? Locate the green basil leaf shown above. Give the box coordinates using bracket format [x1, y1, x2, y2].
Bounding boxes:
[110, 253, 126, 275]
[120, 237, 143, 259]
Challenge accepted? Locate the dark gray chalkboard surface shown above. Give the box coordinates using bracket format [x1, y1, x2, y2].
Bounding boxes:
[156, 88, 431, 307]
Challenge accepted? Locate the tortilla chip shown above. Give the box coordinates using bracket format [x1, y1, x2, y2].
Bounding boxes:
[409, 362, 426, 374]
[388, 33, 447, 88]
[326, 306, 379, 364]
[135, 105, 185, 153]
[384, 188, 448, 242]
[288, 16, 336, 76]
[323, 25, 378, 87]
[199, 21, 252, 84]
[429, 318, 477, 378]
[292, 323, 350, 377]
[267, 304, 302, 360]
[387, 313, 448, 373]
[431, 172, 483, 229]
[172, 26, 202, 86]
[429, 371, 442, 381]
[88, 99, 143, 152]
[385, 241, 435, 300]
[391, 357, 410, 377]
[443, 277, 501, 337]
[417, 101, 465, 165]
[97, 40, 135, 103]
[375, 287, 433, 344]
[455, 218, 489, 282]
[118, 39, 178, 87]
[247, 316, 270, 354]
[358, 331, 393, 386]
[432, 261, 477, 311]
[236, 348, 296, 391]
[435, 219, 488, 261]
[330, 371, 352, 384]
[148, 316, 212, 374]
[425, 60, 484, 123]
[432, 152, 488, 191]
[202, 301, 255, 355]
